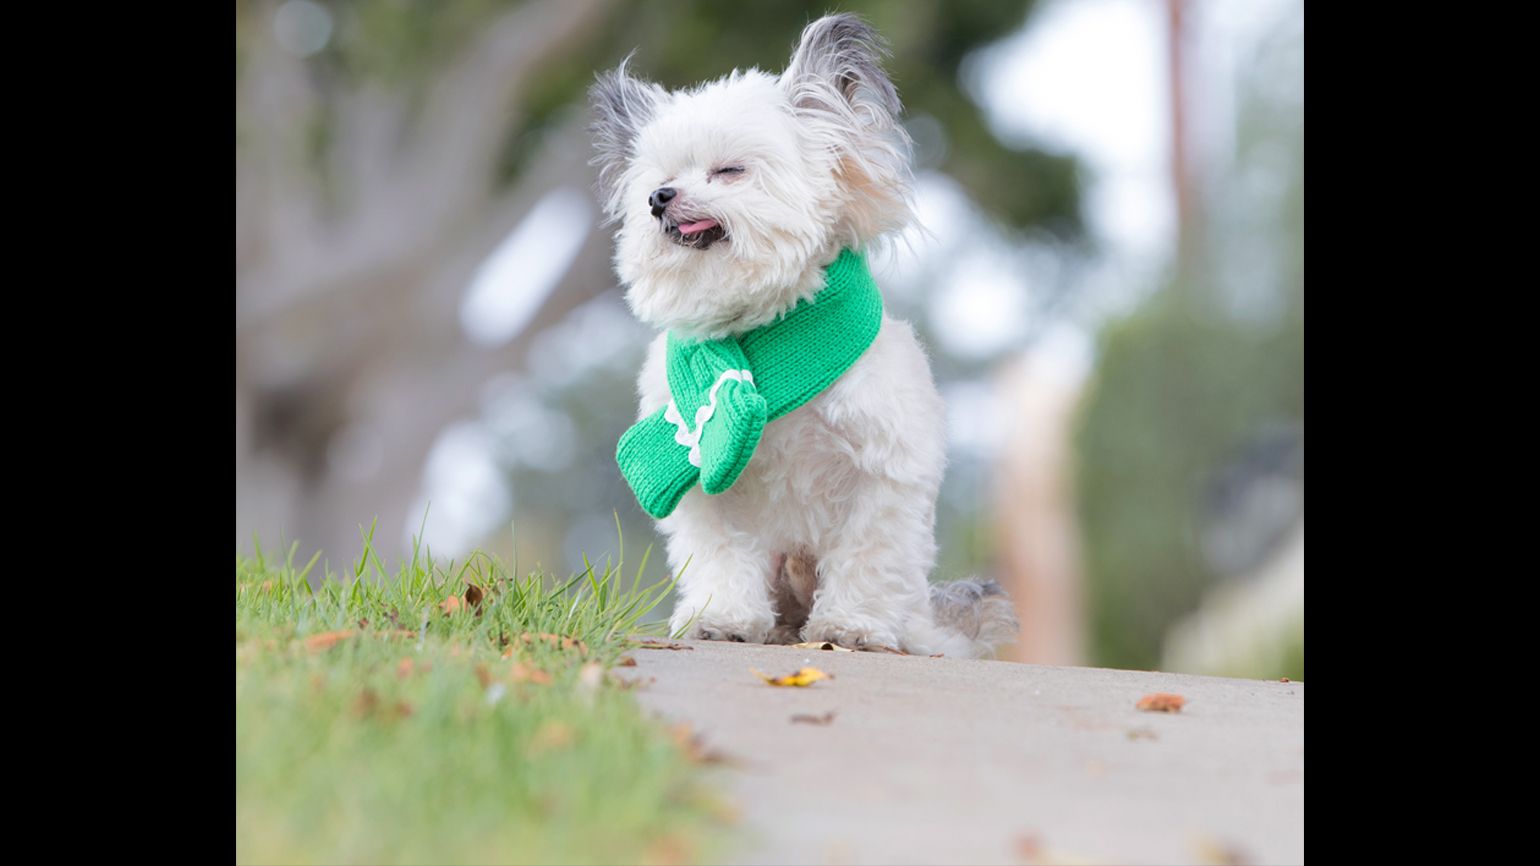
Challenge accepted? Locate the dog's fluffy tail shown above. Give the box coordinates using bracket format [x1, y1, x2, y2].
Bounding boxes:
[923, 578, 1019, 659]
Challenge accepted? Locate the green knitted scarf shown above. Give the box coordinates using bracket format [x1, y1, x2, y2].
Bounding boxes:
[617, 248, 883, 519]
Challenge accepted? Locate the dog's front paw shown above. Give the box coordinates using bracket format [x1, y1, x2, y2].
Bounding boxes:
[802, 618, 900, 653]
[669, 587, 776, 645]
[689, 619, 771, 644]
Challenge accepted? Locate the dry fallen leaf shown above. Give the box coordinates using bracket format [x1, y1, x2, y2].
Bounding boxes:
[516, 632, 588, 653]
[752, 666, 832, 687]
[790, 711, 837, 726]
[610, 675, 654, 690]
[464, 584, 485, 609]
[439, 596, 463, 615]
[617, 655, 638, 667]
[304, 630, 356, 652]
[1136, 693, 1186, 713]
[508, 662, 553, 685]
[475, 664, 493, 688]
[1279, 677, 1290, 683]
[1012, 834, 1103, 866]
[669, 722, 700, 754]
[668, 722, 735, 765]
[790, 641, 853, 652]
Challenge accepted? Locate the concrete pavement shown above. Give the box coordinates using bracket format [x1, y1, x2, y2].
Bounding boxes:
[624, 640, 1303, 866]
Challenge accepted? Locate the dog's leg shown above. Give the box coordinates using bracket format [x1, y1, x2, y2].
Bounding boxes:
[802, 479, 937, 652]
[661, 495, 777, 644]
[637, 334, 775, 643]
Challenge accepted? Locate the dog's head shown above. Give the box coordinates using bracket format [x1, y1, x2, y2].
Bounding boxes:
[589, 14, 913, 337]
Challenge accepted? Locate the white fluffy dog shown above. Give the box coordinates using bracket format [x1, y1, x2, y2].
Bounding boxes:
[590, 13, 1017, 658]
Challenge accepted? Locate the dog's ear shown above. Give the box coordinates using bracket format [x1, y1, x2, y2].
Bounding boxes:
[780, 14, 912, 241]
[589, 55, 665, 220]
[781, 13, 901, 122]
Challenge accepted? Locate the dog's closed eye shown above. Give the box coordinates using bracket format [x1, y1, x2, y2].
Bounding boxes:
[708, 165, 746, 181]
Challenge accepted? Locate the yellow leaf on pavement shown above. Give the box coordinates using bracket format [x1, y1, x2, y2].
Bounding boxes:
[751, 666, 832, 687]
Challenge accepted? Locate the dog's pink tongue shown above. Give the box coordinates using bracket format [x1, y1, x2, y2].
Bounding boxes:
[678, 218, 719, 235]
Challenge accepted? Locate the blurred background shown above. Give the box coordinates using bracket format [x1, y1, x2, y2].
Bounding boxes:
[236, 0, 1302, 680]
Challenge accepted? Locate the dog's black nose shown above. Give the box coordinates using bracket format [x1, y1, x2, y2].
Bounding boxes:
[649, 187, 676, 218]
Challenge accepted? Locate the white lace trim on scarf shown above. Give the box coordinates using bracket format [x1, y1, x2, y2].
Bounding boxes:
[663, 370, 754, 468]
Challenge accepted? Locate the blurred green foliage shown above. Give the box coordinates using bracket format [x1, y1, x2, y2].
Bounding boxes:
[1075, 292, 1302, 671]
[1074, 11, 1302, 674]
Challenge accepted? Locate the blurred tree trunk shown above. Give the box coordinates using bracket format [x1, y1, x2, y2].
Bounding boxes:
[1167, 0, 1197, 269]
[236, 0, 615, 565]
[992, 352, 1087, 666]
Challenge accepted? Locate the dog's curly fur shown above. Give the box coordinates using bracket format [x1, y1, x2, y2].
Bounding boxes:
[590, 14, 1018, 657]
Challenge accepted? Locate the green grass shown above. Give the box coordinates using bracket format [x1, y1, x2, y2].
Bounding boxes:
[236, 523, 727, 865]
